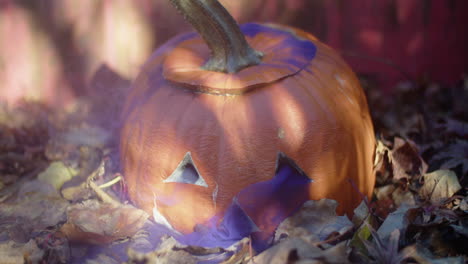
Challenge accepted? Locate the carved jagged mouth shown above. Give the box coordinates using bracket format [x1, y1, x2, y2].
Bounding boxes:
[161, 152, 313, 251]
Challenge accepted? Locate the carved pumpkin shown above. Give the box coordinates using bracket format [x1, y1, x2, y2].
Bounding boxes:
[120, 0, 375, 245]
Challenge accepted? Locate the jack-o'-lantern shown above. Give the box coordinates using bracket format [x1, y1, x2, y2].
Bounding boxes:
[120, 0, 375, 247]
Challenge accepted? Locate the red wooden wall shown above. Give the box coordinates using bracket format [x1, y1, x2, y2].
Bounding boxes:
[1, 0, 467, 107]
[283, 0, 468, 91]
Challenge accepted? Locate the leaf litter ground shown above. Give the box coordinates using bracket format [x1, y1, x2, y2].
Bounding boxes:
[0, 67, 467, 263]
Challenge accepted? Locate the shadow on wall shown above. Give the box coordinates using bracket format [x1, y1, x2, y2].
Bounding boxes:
[0, 0, 466, 107]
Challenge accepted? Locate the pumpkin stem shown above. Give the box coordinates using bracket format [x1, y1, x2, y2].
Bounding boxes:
[169, 0, 263, 73]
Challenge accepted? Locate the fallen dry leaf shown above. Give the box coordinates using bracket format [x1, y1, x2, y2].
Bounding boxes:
[33, 231, 70, 264]
[37, 161, 79, 190]
[0, 180, 68, 243]
[404, 244, 466, 264]
[60, 180, 94, 202]
[60, 200, 148, 245]
[404, 206, 466, 257]
[377, 204, 414, 241]
[351, 201, 371, 226]
[374, 140, 393, 185]
[453, 196, 468, 212]
[0, 239, 44, 264]
[391, 137, 427, 181]
[175, 237, 252, 263]
[419, 170, 462, 203]
[362, 229, 416, 264]
[126, 236, 198, 264]
[274, 199, 353, 243]
[374, 184, 395, 201]
[221, 237, 252, 264]
[391, 186, 416, 207]
[61, 149, 107, 202]
[132, 235, 253, 263]
[249, 237, 350, 264]
[45, 135, 103, 179]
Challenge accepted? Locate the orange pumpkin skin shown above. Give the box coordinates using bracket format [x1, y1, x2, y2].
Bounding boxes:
[120, 23, 375, 234]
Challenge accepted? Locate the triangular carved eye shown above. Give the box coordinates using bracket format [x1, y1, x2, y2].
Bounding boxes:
[275, 152, 309, 177]
[164, 152, 208, 187]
